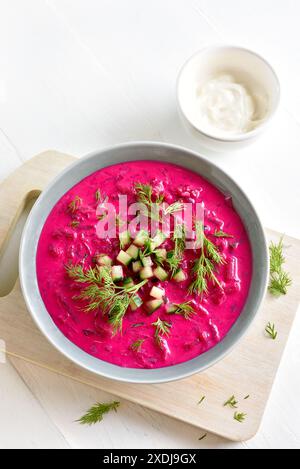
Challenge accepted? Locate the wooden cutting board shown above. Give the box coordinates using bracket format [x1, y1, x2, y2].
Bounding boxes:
[0, 151, 299, 442]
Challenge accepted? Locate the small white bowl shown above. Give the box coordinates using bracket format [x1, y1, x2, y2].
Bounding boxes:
[177, 45, 280, 152]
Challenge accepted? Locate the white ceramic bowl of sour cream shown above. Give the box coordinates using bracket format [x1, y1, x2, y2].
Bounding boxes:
[177, 45, 280, 152]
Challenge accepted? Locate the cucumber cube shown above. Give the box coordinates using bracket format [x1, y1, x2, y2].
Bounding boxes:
[140, 266, 153, 280]
[95, 254, 112, 266]
[155, 249, 167, 260]
[145, 299, 163, 315]
[173, 269, 187, 282]
[132, 260, 142, 273]
[119, 230, 131, 249]
[141, 256, 153, 268]
[153, 266, 168, 282]
[117, 250, 132, 266]
[130, 295, 143, 311]
[150, 286, 165, 300]
[150, 231, 166, 249]
[134, 230, 149, 247]
[111, 265, 124, 282]
[126, 244, 139, 260]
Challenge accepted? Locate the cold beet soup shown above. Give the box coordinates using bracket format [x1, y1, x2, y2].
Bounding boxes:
[36, 161, 252, 369]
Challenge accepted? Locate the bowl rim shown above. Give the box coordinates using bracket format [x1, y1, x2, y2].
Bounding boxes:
[176, 44, 281, 143]
[19, 141, 269, 384]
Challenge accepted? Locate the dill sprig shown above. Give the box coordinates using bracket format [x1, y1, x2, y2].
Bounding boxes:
[135, 182, 164, 207]
[198, 433, 207, 441]
[198, 396, 206, 405]
[224, 395, 238, 409]
[131, 339, 145, 352]
[166, 224, 186, 277]
[68, 195, 82, 213]
[70, 220, 80, 228]
[167, 301, 195, 320]
[152, 318, 171, 347]
[214, 230, 234, 238]
[189, 222, 224, 296]
[269, 238, 292, 296]
[77, 401, 120, 425]
[66, 264, 147, 333]
[234, 412, 246, 423]
[163, 201, 185, 216]
[265, 322, 278, 340]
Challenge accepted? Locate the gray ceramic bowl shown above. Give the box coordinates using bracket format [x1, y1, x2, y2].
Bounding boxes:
[19, 142, 269, 384]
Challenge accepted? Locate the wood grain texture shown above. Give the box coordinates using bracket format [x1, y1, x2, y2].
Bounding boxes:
[0, 151, 299, 442]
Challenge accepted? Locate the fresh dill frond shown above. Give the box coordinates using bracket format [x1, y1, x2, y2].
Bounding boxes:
[77, 401, 120, 425]
[135, 182, 164, 207]
[189, 222, 224, 296]
[163, 201, 185, 216]
[152, 318, 172, 348]
[68, 195, 82, 213]
[269, 238, 292, 296]
[66, 264, 147, 334]
[131, 339, 145, 352]
[198, 433, 207, 441]
[224, 395, 238, 409]
[244, 395, 250, 400]
[214, 230, 234, 238]
[265, 322, 278, 340]
[168, 301, 196, 320]
[95, 189, 102, 202]
[70, 220, 80, 228]
[166, 224, 186, 277]
[234, 412, 246, 423]
[198, 396, 206, 405]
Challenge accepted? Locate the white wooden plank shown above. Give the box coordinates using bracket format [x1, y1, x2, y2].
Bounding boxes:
[0, 360, 69, 448]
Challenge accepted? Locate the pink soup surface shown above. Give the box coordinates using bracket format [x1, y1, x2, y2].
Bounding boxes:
[36, 161, 252, 369]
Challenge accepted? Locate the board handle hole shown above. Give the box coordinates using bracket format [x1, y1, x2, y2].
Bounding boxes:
[0, 191, 40, 297]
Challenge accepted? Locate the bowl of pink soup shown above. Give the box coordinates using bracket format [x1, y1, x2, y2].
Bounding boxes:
[20, 142, 268, 383]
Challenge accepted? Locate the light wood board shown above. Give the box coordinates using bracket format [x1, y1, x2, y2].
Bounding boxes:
[0, 151, 299, 442]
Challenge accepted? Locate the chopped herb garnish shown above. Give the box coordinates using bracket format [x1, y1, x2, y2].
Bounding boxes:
[152, 318, 171, 347]
[95, 189, 101, 202]
[198, 396, 206, 405]
[66, 264, 147, 334]
[77, 401, 120, 425]
[135, 182, 164, 208]
[198, 433, 207, 441]
[70, 220, 80, 228]
[166, 224, 186, 277]
[131, 339, 145, 352]
[244, 395, 250, 400]
[167, 301, 195, 320]
[224, 395, 238, 409]
[265, 322, 278, 340]
[234, 412, 246, 423]
[131, 322, 145, 328]
[68, 196, 82, 213]
[163, 201, 185, 216]
[269, 238, 292, 296]
[214, 230, 234, 238]
[189, 222, 224, 296]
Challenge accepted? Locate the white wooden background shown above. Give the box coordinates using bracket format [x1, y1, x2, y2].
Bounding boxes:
[0, 0, 299, 449]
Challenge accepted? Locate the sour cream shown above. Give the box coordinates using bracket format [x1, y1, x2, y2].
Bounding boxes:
[196, 74, 266, 135]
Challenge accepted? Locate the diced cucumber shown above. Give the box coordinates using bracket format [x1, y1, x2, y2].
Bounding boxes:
[119, 230, 131, 249]
[130, 294, 143, 311]
[145, 299, 163, 314]
[150, 230, 166, 249]
[95, 254, 112, 266]
[126, 244, 139, 260]
[141, 256, 153, 268]
[155, 248, 167, 260]
[133, 230, 149, 247]
[153, 266, 168, 282]
[150, 286, 165, 300]
[140, 266, 154, 280]
[173, 269, 187, 282]
[132, 260, 143, 273]
[111, 265, 124, 282]
[123, 277, 135, 289]
[166, 304, 178, 314]
[117, 250, 132, 266]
